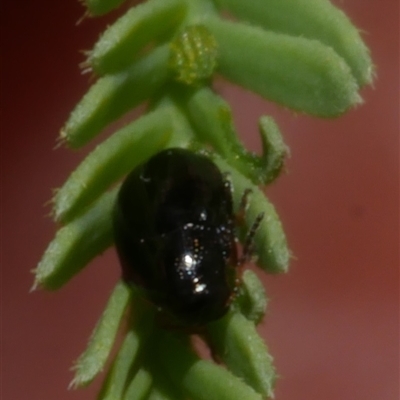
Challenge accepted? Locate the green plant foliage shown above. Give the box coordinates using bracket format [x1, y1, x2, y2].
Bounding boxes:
[61, 45, 171, 148]
[87, 0, 186, 74]
[233, 269, 268, 324]
[213, 0, 374, 87]
[207, 311, 276, 398]
[70, 281, 132, 387]
[169, 25, 218, 85]
[35, 188, 118, 290]
[54, 108, 173, 222]
[36, 0, 373, 398]
[98, 297, 155, 399]
[206, 17, 362, 117]
[157, 331, 264, 400]
[213, 154, 290, 273]
[82, 0, 127, 16]
[174, 87, 287, 185]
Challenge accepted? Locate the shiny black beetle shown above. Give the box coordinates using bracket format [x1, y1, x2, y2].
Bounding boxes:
[113, 148, 243, 325]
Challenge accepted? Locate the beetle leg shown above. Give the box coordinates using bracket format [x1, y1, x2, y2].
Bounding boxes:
[239, 211, 264, 266]
[222, 173, 237, 231]
[222, 172, 233, 195]
[236, 188, 252, 227]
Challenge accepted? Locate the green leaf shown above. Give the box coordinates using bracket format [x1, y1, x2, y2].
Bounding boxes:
[214, 0, 374, 87]
[157, 331, 263, 400]
[54, 107, 174, 223]
[146, 383, 184, 400]
[233, 269, 268, 324]
[61, 45, 171, 148]
[176, 87, 288, 185]
[207, 310, 276, 398]
[258, 115, 288, 184]
[205, 18, 362, 117]
[146, 389, 176, 400]
[98, 308, 154, 400]
[88, 0, 187, 74]
[34, 188, 116, 290]
[38, 2, 376, 400]
[213, 155, 290, 274]
[123, 368, 153, 400]
[70, 281, 132, 388]
[82, 0, 126, 16]
[145, 365, 185, 400]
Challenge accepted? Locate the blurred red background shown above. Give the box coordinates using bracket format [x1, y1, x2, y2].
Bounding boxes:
[1, 1, 398, 399]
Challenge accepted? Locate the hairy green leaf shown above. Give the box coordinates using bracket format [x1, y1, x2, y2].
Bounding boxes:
[213, 155, 290, 273]
[88, 0, 186, 74]
[34, 188, 116, 290]
[157, 331, 263, 400]
[82, 0, 126, 16]
[98, 309, 154, 400]
[208, 311, 276, 398]
[214, 0, 374, 86]
[233, 269, 268, 324]
[54, 107, 174, 223]
[206, 18, 361, 117]
[71, 281, 132, 388]
[61, 45, 171, 148]
[123, 368, 153, 400]
[177, 87, 287, 185]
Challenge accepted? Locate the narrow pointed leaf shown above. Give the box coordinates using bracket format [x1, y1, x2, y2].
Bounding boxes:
[207, 311, 276, 398]
[89, 0, 186, 74]
[82, 0, 126, 16]
[99, 312, 153, 400]
[54, 107, 173, 223]
[71, 281, 132, 388]
[213, 156, 290, 273]
[233, 269, 268, 324]
[123, 368, 153, 400]
[61, 45, 171, 148]
[157, 331, 263, 400]
[34, 188, 117, 290]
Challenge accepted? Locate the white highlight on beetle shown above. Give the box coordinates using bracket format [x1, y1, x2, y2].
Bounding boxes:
[184, 254, 194, 269]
